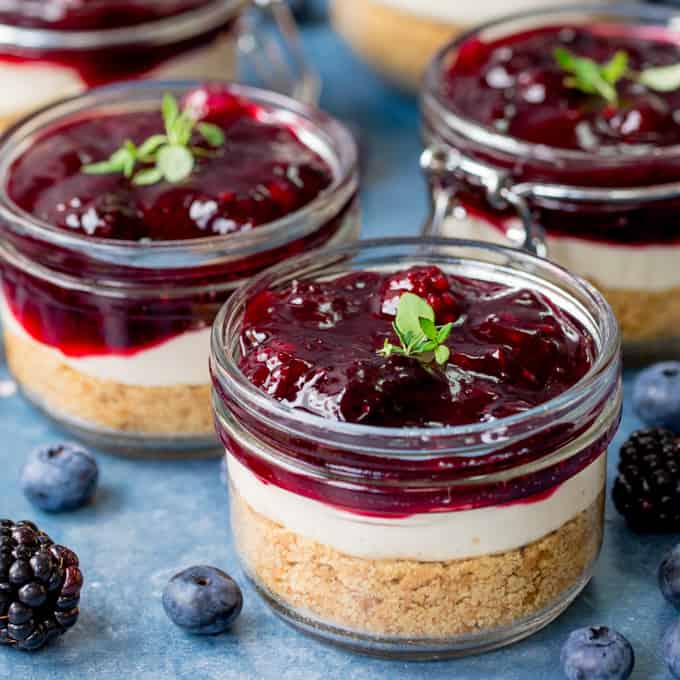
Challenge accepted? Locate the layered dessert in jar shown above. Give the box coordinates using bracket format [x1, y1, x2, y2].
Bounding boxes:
[0, 0, 245, 130]
[212, 238, 622, 657]
[421, 4, 680, 358]
[331, 0, 604, 91]
[0, 81, 359, 454]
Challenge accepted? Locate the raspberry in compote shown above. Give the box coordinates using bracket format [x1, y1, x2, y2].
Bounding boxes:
[7, 86, 334, 242]
[239, 267, 595, 427]
[381, 266, 458, 322]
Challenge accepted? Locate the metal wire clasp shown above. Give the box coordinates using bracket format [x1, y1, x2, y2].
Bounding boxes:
[420, 145, 547, 258]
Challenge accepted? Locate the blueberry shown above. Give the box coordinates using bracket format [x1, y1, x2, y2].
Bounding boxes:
[162, 566, 243, 635]
[561, 626, 634, 679]
[664, 618, 680, 677]
[21, 443, 98, 512]
[660, 544, 680, 608]
[633, 362, 680, 431]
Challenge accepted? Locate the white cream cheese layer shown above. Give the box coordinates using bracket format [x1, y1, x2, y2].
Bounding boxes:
[0, 297, 210, 387]
[0, 34, 236, 120]
[228, 452, 605, 561]
[443, 213, 680, 292]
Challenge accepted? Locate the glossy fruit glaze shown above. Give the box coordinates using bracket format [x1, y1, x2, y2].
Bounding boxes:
[9, 89, 333, 241]
[238, 266, 595, 427]
[0, 0, 215, 30]
[438, 24, 680, 245]
[444, 25, 680, 151]
[217, 265, 614, 516]
[0, 1, 235, 89]
[1, 86, 346, 358]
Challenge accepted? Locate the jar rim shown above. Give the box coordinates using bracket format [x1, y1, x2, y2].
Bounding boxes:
[0, 0, 245, 50]
[0, 80, 359, 271]
[211, 237, 622, 454]
[423, 2, 680, 167]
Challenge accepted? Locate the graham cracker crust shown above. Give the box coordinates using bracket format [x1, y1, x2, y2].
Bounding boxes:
[231, 487, 604, 639]
[331, 0, 459, 91]
[3, 328, 213, 437]
[590, 279, 680, 344]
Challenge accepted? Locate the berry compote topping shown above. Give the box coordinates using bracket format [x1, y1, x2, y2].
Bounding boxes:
[443, 25, 680, 151]
[7, 86, 333, 241]
[0, 0, 216, 30]
[239, 266, 595, 428]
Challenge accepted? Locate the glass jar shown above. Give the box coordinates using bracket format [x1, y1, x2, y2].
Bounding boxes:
[420, 3, 680, 362]
[211, 237, 622, 658]
[331, 0, 604, 91]
[0, 81, 359, 456]
[0, 0, 317, 130]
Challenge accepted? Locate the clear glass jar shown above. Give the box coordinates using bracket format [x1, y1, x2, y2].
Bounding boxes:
[0, 0, 317, 130]
[211, 237, 622, 658]
[331, 0, 604, 91]
[420, 3, 680, 363]
[0, 81, 359, 456]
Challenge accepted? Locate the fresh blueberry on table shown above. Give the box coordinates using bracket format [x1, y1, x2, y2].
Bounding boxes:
[162, 566, 243, 635]
[660, 544, 680, 608]
[633, 362, 680, 431]
[20, 443, 99, 513]
[0, 520, 83, 651]
[664, 618, 680, 678]
[560, 626, 634, 679]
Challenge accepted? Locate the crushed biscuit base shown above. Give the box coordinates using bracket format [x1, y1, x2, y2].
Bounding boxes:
[231, 488, 604, 638]
[4, 329, 212, 436]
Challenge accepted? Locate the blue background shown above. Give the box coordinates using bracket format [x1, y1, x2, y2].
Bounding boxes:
[0, 6, 677, 679]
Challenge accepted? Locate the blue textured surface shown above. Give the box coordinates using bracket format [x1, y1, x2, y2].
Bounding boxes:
[0, 11, 677, 680]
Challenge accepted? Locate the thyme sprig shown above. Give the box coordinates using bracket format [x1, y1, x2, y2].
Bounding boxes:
[554, 47, 680, 103]
[82, 93, 225, 186]
[378, 293, 453, 366]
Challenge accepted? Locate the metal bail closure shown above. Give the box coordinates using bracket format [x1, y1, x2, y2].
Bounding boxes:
[238, 0, 320, 104]
[419, 144, 548, 258]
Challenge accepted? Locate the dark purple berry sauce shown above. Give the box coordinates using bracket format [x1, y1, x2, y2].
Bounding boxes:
[436, 24, 680, 246]
[443, 25, 680, 151]
[0, 2, 236, 88]
[238, 266, 595, 428]
[217, 265, 613, 517]
[8, 88, 333, 242]
[1, 86, 345, 357]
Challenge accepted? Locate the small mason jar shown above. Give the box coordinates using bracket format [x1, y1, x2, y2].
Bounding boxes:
[0, 80, 359, 456]
[0, 0, 317, 130]
[420, 3, 680, 362]
[331, 0, 604, 92]
[211, 237, 622, 658]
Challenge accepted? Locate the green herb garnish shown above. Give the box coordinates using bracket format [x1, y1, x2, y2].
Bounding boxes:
[378, 293, 453, 366]
[554, 47, 680, 103]
[554, 47, 628, 104]
[82, 93, 225, 186]
[637, 62, 680, 92]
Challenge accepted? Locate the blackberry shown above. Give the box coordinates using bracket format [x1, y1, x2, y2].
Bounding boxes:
[612, 428, 680, 531]
[0, 520, 82, 651]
